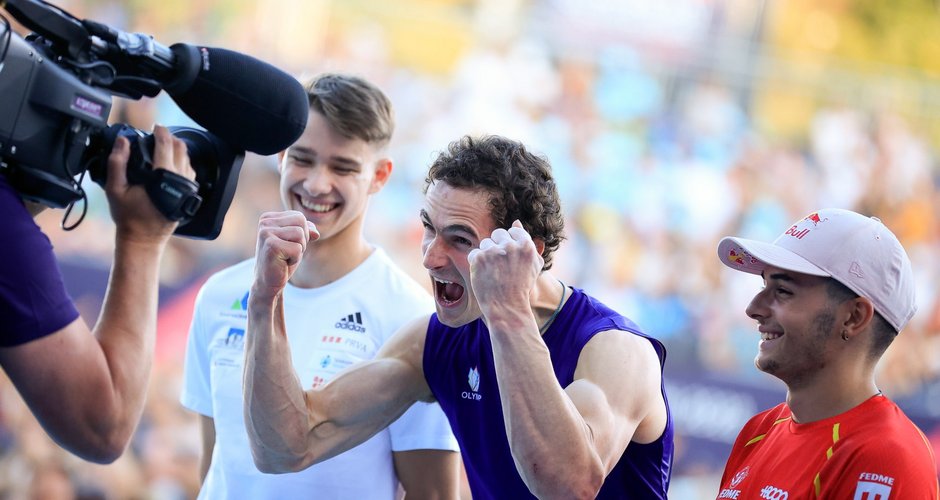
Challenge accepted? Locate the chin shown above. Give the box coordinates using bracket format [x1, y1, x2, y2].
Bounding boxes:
[755, 357, 775, 374]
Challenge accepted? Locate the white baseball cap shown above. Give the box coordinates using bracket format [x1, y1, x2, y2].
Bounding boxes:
[717, 208, 916, 332]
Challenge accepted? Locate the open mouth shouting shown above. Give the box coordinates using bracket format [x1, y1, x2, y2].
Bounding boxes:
[433, 277, 465, 307]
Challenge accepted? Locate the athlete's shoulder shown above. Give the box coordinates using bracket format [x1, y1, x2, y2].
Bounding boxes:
[839, 397, 934, 460]
[572, 288, 648, 335]
[824, 400, 939, 499]
[739, 403, 791, 436]
[201, 258, 256, 288]
[193, 258, 255, 306]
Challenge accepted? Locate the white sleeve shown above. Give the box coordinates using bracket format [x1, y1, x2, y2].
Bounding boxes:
[388, 400, 459, 452]
[179, 284, 214, 417]
[382, 263, 457, 451]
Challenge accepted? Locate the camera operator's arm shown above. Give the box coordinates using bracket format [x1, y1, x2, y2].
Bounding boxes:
[0, 126, 193, 464]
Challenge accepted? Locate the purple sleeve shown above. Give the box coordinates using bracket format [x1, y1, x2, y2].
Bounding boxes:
[0, 175, 80, 346]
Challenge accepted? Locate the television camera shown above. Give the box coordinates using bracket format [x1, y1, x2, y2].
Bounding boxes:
[0, 0, 308, 238]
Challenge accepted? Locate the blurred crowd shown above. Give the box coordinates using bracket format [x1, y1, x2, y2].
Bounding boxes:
[2, 0, 939, 498]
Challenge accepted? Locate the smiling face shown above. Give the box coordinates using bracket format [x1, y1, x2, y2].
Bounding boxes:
[278, 110, 390, 246]
[420, 181, 496, 327]
[745, 266, 845, 388]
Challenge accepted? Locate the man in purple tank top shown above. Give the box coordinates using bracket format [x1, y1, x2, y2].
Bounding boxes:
[245, 135, 674, 498]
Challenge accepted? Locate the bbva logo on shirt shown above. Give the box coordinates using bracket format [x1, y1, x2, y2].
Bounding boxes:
[462, 366, 482, 401]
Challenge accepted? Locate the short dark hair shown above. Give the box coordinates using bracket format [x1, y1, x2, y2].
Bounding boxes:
[424, 135, 565, 270]
[826, 278, 897, 358]
[304, 74, 394, 146]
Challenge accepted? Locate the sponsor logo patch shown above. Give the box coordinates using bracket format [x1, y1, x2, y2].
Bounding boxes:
[462, 366, 482, 401]
[335, 312, 366, 333]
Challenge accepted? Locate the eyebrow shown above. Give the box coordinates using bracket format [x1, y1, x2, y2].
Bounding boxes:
[419, 210, 479, 238]
[762, 272, 796, 283]
[288, 146, 360, 167]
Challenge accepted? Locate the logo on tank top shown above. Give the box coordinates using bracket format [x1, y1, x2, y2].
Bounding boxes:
[462, 366, 482, 401]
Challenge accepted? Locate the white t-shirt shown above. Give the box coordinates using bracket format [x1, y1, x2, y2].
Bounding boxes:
[180, 248, 458, 500]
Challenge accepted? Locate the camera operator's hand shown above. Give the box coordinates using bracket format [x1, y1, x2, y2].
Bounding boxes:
[105, 125, 195, 244]
[0, 125, 197, 464]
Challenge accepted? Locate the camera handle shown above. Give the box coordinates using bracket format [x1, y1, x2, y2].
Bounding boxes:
[139, 168, 202, 222]
[120, 133, 202, 222]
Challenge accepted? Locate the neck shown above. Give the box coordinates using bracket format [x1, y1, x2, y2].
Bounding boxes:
[533, 274, 567, 335]
[289, 233, 374, 289]
[785, 364, 880, 423]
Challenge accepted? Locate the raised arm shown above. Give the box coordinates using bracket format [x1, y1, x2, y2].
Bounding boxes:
[242, 211, 432, 473]
[469, 221, 666, 499]
[0, 126, 193, 463]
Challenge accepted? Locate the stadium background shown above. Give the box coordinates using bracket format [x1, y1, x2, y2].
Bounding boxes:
[2, 0, 939, 497]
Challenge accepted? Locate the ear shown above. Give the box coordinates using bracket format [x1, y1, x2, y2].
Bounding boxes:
[276, 150, 287, 173]
[841, 297, 876, 340]
[368, 157, 393, 194]
[532, 237, 546, 256]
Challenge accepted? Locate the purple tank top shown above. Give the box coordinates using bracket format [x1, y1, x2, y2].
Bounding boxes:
[0, 174, 79, 346]
[423, 287, 673, 499]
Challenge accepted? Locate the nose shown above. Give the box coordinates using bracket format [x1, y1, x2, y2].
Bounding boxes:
[422, 235, 447, 271]
[302, 165, 332, 195]
[746, 288, 769, 322]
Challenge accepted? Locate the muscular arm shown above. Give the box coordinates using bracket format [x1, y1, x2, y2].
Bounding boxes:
[470, 221, 665, 498]
[243, 297, 431, 473]
[489, 319, 664, 499]
[242, 211, 432, 473]
[394, 449, 461, 499]
[0, 127, 191, 464]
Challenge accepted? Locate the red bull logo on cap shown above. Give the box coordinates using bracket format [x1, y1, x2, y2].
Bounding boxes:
[803, 212, 828, 226]
[785, 212, 830, 240]
[784, 225, 810, 239]
[727, 249, 755, 267]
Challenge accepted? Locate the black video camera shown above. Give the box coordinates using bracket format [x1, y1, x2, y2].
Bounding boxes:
[0, 0, 244, 239]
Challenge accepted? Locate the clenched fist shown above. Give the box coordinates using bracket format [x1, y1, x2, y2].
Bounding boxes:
[468, 220, 544, 315]
[252, 210, 320, 301]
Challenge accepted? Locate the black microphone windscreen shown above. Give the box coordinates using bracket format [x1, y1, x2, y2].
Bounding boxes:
[167, 46, 308, 156]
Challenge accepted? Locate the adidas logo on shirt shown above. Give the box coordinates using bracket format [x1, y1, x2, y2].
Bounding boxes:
[335, 312, 366, 333]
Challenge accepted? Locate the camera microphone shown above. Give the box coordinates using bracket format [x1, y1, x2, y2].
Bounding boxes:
[161, 44, 309, 156]
[76, 18, 308, 156]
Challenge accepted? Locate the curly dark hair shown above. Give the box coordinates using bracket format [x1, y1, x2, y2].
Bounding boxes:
[304, 73, 393, 146]
[423, 135, 565, 270]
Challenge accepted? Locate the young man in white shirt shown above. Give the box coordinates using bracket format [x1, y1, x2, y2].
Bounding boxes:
[180, 73, 460, 499]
